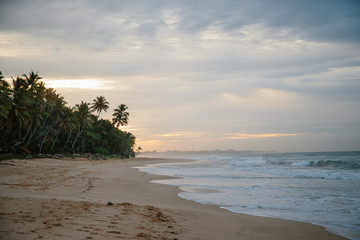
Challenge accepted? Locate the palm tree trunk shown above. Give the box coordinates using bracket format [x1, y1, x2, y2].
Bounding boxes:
[64, 131, 72, 151]
[0, 126, 9, 143]
[81, 138, 85, 152]
[72, 126, 82, 151]
[28, 115, 49, 146]
[25, 125, 37, 147]
[22, 121, 33, 144]
[39, 128, 50, 153]
[50, 132, 59, 153]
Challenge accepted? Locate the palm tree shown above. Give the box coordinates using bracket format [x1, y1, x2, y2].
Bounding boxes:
[72, 101, 92, 151]
[112, 104, 129, 128]
[60, 107, 76, 151]
[44, 89, 67, 152]
[136, 146, 143, 153]
[92, 96, 109, 118]
[0, 71, 11, 128]
[24, 81, 49, 152]
[1, 77, 32, 147]
[23, 71, 42, 95]
[23, 84, 47, 149]
[124, 132, 136, 157]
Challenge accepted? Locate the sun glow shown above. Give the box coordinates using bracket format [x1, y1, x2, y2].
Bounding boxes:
[223, 133, 303, 140]
[44, 79, 112, 89]
[135, 140, 164, 151]
[157, 131, 207, 138]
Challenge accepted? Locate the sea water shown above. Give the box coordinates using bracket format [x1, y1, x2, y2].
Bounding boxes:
[137, 151, 360, 240]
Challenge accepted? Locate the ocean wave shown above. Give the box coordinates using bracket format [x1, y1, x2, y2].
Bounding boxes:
[228, 155, 360, 170]
[140, 151, 360, 239]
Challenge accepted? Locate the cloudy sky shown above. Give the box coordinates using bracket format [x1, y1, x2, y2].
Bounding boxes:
[1, 0, 360, 152]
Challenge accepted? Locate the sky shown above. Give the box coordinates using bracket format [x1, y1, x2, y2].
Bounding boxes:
[1, 0, 360, 152]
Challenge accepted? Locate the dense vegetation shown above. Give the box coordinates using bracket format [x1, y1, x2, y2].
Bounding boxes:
[0, 71, 136, 158]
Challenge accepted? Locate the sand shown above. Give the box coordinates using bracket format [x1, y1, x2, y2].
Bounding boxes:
[0, 157, 347, 240]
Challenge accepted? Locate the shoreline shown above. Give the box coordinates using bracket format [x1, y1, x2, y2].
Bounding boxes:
[0, 157, 347, 239]
[136, 156, 353, 239]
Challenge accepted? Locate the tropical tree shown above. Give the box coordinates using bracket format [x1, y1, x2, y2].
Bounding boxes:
[0, 71, 11, 129]
[0, 70, 136, 157]
[59, 107, 76, 151]
[72, 101, 92, 151]
[136, 146, 143, 153]
[112, 104, 129, 128]
[92, 95, 109, 118]
[43, 88, 68, 152]
[23, 70, 41, 96]
[24, 80, 48, 152]
[1, 77, 32, 148]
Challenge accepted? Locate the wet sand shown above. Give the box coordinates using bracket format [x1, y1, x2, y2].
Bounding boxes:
[0, 157, 347, 239]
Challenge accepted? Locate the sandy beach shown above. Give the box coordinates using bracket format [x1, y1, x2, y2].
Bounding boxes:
[0, 157, 346, 240]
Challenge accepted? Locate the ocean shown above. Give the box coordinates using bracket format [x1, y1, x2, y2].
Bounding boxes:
[137, 151, 360, 240]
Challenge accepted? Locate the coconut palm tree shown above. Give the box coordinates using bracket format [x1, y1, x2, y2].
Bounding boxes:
[112, 104, 129, 128]
[1, 77, 32, 147]
[23, 71, 42, 96]
[72, 101, 92, 151]
[136, 146, 143, 153]
[43, 89, 67, 152]
[60, 107, 76, 151]
[92, 95, 109, 118]
[0, 71, 11, 128]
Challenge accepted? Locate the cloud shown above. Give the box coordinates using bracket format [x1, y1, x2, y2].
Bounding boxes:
[236, 0, 360, 43]
[1, 0, 359, 152]
[1, 0, 359, 49]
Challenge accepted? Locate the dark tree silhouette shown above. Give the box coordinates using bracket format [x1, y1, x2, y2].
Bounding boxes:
[112, 104, 129, 128]
[92, 95, 109, 118]
[0, 70, 135, 157]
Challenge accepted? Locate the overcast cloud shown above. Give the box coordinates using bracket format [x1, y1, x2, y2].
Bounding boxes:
[1, 0, 359, 151]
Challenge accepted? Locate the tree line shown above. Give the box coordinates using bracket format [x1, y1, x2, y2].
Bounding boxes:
[0, 71, 136, 157]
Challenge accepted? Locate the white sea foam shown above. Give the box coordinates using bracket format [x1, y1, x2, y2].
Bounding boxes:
[138, 151, 360, 240]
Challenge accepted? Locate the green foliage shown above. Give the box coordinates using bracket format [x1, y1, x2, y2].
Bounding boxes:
[112, 104, 129, 127]
[0, 70, 136, 157]
[92, 95, 109, 118]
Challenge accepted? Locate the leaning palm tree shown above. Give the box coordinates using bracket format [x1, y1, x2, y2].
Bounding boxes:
[0, 71, 11, 127]
[92, 96, 109, 118]
[112, 104, 129, 128]
[1, 76, 32, 148]
[58, 107, 76, 152]
[72, 101, 92, 151]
